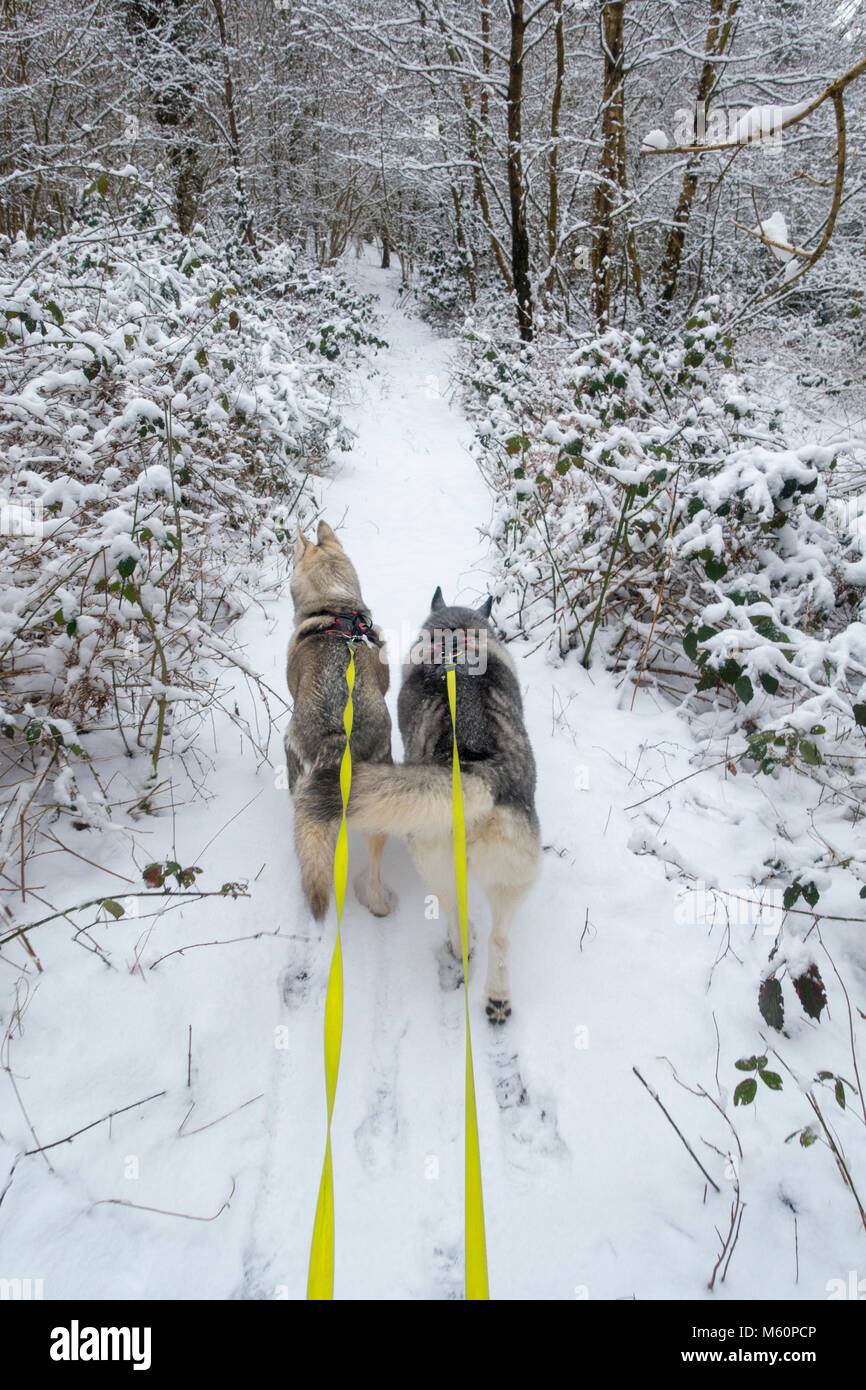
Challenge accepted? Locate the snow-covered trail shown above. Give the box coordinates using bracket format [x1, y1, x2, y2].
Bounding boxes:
[229, 256, 852, 1302]
[3, 252, 863, 1305]
[236, 256, 508, 1301]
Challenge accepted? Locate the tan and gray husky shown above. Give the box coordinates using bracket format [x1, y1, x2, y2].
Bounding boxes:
[285, 520, 394, 920]
[301, 587, 541, 1021]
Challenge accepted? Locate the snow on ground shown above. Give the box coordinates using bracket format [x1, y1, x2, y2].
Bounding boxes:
[1, 251, 864, 1302]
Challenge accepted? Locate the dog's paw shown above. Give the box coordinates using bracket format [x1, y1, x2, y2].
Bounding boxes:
[485, 997, 512, 1025]
[353, 871, 396, 918]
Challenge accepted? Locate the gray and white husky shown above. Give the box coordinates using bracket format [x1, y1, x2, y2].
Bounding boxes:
[301, 587, 541, 1021]
[285, 520, 394, 921]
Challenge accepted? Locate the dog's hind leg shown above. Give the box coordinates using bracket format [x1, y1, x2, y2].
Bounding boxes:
[470, 808, 540, 1023]
[410, 835, 475, 967]
[354, 833, 395, 917]
[480, 883, 522, 1024]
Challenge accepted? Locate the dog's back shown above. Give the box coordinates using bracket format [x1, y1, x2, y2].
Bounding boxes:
[286, 628, 391, 790]
[397, 598, 539, 831]
[396, 590, 541, 1022]
[285, 520, 392, 919]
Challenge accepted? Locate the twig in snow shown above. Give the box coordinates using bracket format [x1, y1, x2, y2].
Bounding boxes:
[23, 1091, 167, 1157]
[92, 1177, 236, 1223]
[633, 1066, 721, 1193]
[148, 925, 284, 969]
[624, 755, 737, 810]
[179, 1093, 264, 1138]
[4, 1065, 53, 1172]
[806, 1091, 866, 1234]
[708, 1177, 745, 1290]
[817, 926, 865, 1125]
[0, 1155, 20, 1209]
[659, 1055, 743, 1161]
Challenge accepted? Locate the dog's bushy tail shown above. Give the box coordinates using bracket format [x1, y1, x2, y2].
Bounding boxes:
[293, 787, 339, 921]
[297, 762, 494, 842]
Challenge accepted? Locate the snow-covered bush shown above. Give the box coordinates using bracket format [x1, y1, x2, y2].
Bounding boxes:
[461, 301, 866, 1023]
[416, 238, 473, 319]
[465, 300, 864, 735]
[0, 200, 384, 884]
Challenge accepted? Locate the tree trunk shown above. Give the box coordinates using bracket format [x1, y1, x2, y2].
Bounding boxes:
[507, 0, 533, 341]
[544, 0, 565, 296]
[210, 0, 259, 259]
[591, 1, 626, 328]
[658, 0, 739, 306]
[125, 0, 204, 238]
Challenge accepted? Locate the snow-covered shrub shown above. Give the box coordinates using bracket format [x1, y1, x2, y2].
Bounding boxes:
[416, 237, 474, 320]
[465, 299, 864, 736]
[0, 201, 384, 884]
[461, 301, 866, 1023]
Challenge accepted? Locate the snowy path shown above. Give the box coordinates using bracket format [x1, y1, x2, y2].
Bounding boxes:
[2, 255, 863, 1304]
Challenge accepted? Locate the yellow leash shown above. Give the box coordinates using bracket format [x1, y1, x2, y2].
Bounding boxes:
[446, 666, 489, 1301]
[307, 648, 354, 1301]
[306, 654, 488, 1300]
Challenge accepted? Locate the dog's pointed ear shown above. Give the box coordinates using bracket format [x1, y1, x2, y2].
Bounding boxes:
[294, 523, 310, 562]
[476, 595, 494, 621]
[317, 519, 341, 548]
[431, 586, 446, 612]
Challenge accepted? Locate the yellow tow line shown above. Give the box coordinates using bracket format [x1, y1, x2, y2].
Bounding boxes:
[307, 649, 354, 1301]
[306, 652, 489, 1299]
[446, 664, 490, 1301]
